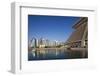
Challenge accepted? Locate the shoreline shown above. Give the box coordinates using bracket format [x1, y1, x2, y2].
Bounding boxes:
[30, 47, 87, 51]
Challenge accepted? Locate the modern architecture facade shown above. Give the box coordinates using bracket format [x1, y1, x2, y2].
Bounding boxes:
[66, 17, 88, 48]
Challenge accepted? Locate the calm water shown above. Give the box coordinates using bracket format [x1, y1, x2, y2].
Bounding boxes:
[28, 48, 88, 61]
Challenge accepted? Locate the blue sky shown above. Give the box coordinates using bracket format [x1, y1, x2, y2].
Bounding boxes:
[28, 15, 81, 42]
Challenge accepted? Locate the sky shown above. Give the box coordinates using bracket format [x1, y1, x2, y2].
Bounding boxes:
[28, 15, 81, 42]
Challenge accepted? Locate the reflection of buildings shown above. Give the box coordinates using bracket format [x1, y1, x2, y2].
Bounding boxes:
[66, 17, 88, 48]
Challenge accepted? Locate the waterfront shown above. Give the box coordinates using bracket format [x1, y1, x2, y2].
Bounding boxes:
[28, 16, 88, 61]
[28, 48, 88, 61]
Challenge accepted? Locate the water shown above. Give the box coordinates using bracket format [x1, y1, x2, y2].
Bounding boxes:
[28, 48, 88, 61]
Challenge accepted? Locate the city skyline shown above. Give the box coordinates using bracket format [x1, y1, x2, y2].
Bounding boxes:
[28, 16, 88, 60]
[28, 15, 81, 42]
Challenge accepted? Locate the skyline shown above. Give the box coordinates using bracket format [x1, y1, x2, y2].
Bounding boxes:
[28, 15, 81, 42]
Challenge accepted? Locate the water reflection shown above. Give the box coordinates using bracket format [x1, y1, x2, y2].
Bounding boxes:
[28, 48, 88, 61]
